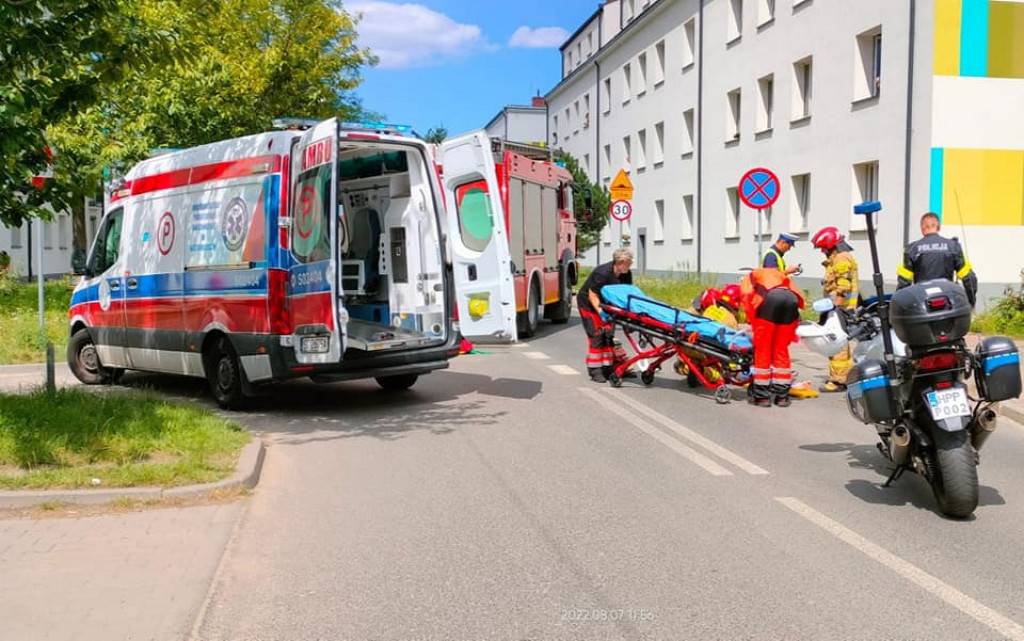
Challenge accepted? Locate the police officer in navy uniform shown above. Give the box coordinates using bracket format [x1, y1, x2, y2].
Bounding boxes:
[897, 212, 978, 307]
[762, 232, 802, 276]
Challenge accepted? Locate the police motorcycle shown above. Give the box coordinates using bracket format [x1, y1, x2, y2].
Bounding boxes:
[798, 202, 1021, 519]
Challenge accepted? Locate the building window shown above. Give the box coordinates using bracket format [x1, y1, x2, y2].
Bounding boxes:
[726, 88, 742, 142]
[855, 27, 882, 100]
[757, 74, 774, 132]
[563, 107, 570, 139]
[790, 173, 810, 232]
[637, 52, 648, 96]
[587, 32, 593, 56]
[758, 0, 775, 25]
[852, 161, 879, 230]
[654, 40, 666, 86]
[683, 18, 696, 69]
[573, 100, 580, 134]
[682, 109, 695, 156]
[653, 121, 665, 166]
[623, 63, 632, 103]
[622, 135, 631, 171]
[681, 194, 694, 240]
[58, 214, 69, 250]
[636, 129, 647, 169]
[603, 78, 612, 114]
[576, 42, 582, 67]
[567, 51, 573, 71]
[583, 154, 591, 177]
[43, 220, 54, 249]
[727, 0, 743, 43]
[726, 188, 740, 237]
[792, 57, 812, 120]
[625, 0, 635, 22]
[11, 224, 22, 249]
[584, 94, 591, 129]
[654, 200, 665, 242]
[603, 144, 611, 179]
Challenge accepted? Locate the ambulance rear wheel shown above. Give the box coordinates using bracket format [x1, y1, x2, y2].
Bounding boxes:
[376, 374, 418, 391]
[206, 337, 246, 410]
[67, 329, 111, 385]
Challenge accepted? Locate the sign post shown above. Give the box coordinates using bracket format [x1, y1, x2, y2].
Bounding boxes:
[610, 169, 634, 246]
[32, 146, 55, 393]
[738, 167, 780, 268]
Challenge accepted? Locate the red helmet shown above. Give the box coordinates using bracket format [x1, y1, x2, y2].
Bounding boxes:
[812, 226, 843, 251]
[699, 288, 722, 311]
[719, 284, 742, 309]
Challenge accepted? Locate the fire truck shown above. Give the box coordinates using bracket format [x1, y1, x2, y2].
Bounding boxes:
[443, 137, 579, 340]
[67, 120, 516, 408]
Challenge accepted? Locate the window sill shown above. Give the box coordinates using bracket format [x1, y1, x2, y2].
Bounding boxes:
[724, 234, 741, 241]
[603, 110, 611, 116]
[636, 166, 647, 174]
[681, 236, 694, 243]
[681, 150, 694, 159]
[725, 136, 740, 148]
[653, 160, 664, 169]
[682, 61, 695, 73]
[757, 17, 775, 32]
[755, 127, 774, 140]
[794, 0, 813, 9]
[654, 79, 665, 88]
[851, 94, 880, 109]
[622, 99, 631, 106]
[726, 35, 742, 48]
[653, 239, 665, 245]
[789, 114, 812, 127]
[637, 90, 647, 98]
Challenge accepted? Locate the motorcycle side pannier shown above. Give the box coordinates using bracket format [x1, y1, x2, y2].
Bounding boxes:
[845, 359, 898, 424]
[974, 336, 1022, 402]
[889, 280, 971, 347]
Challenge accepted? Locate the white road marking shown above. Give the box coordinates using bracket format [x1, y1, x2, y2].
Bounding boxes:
[776, 496, 1024, 641]
[610, 390, 769, 475]
[512, 343, 530, 348]
[580, 387, 733, 476]
[548, 365, 578, 375]
[522, 351, 549, 360]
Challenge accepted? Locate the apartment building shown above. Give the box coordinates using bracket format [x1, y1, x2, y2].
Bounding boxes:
[1, 198, 102, 278]
[545, 0, 1024, 297]
[484, 96, 549, 144]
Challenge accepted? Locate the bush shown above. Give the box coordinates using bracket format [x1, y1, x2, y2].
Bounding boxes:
[972, 270, 1024, 338]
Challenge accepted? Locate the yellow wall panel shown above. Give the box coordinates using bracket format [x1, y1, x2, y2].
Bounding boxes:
[942, 149, 1024, 226]
[934, 0, 962, 76]
[989, 2, 1024, 79]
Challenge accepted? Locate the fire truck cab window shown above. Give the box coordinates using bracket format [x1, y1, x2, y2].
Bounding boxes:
[455, 180, 493, 253]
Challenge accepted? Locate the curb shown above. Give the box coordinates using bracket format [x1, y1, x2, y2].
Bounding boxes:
[0, 437, 265, 509]
[998, 402, 1024, 427]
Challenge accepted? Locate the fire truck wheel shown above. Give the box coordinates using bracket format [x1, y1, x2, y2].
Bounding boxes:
[376, 374, 419, 391]
[518, 280, 541, 338]
[547, 265, 573, 324]
[67, 329, 111, 385]
[205, 337, 247, 410]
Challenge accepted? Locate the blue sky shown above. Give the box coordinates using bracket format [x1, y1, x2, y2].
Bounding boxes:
[348, 1, 599, 136]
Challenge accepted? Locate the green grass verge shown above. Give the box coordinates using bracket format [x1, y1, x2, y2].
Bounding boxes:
[0, 388, 250, 490]
[0, 273, 73, 365]
[972, 311, 1024, 340]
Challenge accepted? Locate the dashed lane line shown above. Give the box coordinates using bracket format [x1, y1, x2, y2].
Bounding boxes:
[579, 387, 733, 477]
[548, 365, 579, 375]
[776, 496, 1024, 641]
[522, 351, 550, 360]
[609, 389, 770, 475]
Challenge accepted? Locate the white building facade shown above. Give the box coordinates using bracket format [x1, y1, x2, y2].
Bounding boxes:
[483, 97, 549, 145]
[546, 0, 1024, 302]
[1, 198, 101, 278]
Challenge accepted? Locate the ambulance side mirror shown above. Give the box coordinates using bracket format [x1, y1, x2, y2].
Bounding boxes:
[71, 249, 88, 276]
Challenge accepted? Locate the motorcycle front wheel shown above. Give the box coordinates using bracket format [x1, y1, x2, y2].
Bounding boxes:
[929, 429, 979, 519]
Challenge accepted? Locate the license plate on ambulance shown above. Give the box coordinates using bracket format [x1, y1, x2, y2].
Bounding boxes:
[926, 388, 971, 421]
[301, 336, 329, 353]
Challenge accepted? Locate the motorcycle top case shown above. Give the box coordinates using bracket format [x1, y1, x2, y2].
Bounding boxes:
[889, 279, 971, 347]
[974, 336, 1022, 402]
[845, 358, 898, 424]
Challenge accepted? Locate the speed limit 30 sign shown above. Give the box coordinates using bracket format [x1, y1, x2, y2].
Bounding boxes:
[610, 199, 632, 221]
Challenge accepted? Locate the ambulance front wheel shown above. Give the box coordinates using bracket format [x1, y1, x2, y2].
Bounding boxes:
[376, 374, 418, 391]
[67, 329, 111, 385]
[205, 337, 247, 410]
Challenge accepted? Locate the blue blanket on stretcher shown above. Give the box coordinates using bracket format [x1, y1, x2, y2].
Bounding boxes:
[600, 284, 753, 351]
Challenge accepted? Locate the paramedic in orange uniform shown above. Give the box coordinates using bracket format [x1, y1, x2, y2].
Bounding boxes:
[741, 268, 805, 407]
[577, 248, 633, 383]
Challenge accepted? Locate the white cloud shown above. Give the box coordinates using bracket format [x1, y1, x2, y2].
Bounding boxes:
[348, 2, 491, 69]
[508, 26, 570, 49]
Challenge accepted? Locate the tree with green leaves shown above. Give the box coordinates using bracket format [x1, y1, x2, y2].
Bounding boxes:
[423, 126, 448, 144]
[558, 153, 609, 253]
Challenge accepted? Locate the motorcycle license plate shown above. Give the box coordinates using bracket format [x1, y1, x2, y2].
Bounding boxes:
[926, 388, 971, 421]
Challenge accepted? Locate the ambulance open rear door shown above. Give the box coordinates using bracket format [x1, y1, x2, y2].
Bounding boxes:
[289, 118, 347, 363]
[439, 131, 517, 342]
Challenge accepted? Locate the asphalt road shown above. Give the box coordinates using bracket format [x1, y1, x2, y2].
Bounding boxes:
[176, 317, 1024, 641]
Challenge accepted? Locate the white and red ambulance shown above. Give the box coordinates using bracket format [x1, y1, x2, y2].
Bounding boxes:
[68, 119, 516, 408]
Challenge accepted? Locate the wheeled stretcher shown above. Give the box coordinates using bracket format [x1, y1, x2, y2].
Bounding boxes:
[600, 285, 754, 403]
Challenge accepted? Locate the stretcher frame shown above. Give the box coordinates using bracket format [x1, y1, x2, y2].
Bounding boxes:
[602, 293, 753, 403]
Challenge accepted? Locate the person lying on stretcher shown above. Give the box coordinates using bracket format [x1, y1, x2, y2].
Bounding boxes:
[674, 285, 742, 381]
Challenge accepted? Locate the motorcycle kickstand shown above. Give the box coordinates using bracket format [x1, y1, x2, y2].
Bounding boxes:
[882, 465, 905, 488]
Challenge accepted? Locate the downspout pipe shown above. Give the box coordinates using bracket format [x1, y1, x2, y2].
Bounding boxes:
[595, 58, 602, 265]
[902, 0, 917, 247]
[696, 0, 705, 274]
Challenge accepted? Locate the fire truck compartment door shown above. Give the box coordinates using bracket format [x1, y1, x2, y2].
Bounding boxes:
[439, 131, 517, 342]
[289, 118, 347, 363]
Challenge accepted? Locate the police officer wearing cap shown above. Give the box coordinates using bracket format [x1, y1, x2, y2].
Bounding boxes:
[762, 233, 802, 276]
[897, 212, 978, 307]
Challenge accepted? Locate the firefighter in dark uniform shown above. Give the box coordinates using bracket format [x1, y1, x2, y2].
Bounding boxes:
[897, 212, 978, 307]
[577, 248, 633, 383]
[762, 232, 802, 276]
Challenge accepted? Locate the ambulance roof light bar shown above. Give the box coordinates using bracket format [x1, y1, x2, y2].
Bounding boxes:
[339, 121, 414, 136]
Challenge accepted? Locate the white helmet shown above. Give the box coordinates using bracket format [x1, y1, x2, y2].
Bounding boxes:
[796, 313, 849, 358]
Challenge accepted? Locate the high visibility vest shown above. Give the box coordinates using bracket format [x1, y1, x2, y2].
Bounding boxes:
[763, 247, 786, 272]
[741, 268, 804, 319]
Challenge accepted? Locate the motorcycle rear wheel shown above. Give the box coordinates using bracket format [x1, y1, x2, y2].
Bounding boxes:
[929, 429, 979, 519]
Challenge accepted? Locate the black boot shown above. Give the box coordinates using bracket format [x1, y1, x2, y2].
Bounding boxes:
[749, 384, 772, 407]
[771, 384, 792, 407]
[589, 368, 607, 384]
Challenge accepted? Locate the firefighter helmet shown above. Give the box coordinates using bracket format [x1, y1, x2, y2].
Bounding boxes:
[719, 284, 741, 311]
[699, 288, 722, 312]
[812, 226, 843, 251]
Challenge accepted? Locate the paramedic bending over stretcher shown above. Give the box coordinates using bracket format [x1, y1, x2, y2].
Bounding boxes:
[577, 248, 633, 384]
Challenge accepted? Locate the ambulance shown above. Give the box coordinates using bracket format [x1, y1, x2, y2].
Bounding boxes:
[67, 119, 516, 408]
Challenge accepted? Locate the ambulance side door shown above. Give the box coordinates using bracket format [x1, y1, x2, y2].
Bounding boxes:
[439, 131, 517, 342]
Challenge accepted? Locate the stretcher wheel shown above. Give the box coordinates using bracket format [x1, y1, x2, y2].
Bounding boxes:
[609, 373, 623, 388]
[715, 386, 732, 404]
[641, 370, 655, 386]
[686, 371, 700, 388]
